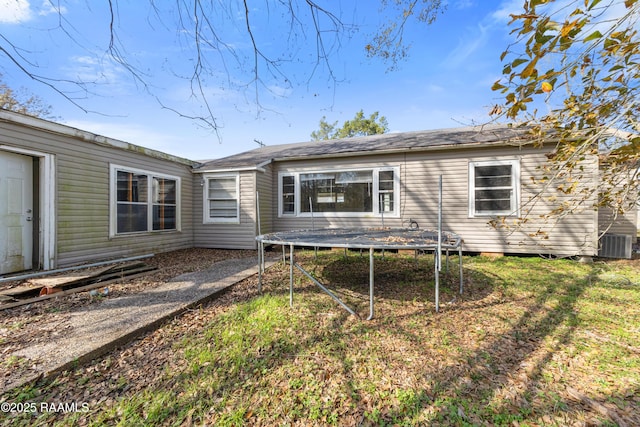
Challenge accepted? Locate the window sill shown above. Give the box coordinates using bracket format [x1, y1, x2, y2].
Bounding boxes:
[469, 213, 518, 218]
[109, 229, 181, 239]
[278, 213, 401, 219]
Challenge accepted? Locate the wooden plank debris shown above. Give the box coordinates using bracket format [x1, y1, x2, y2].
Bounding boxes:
[0, 294, 16, 303]
[0, 269, 156, 311]
[28, 265, 117, 288]
[0, 284, 38, 298]
[0, 262, 158, 310]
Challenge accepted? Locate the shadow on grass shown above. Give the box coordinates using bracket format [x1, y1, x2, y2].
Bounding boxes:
[271, 254, 636, 425]
[5, 255, 637, 426]
[300, 251, 490, 313]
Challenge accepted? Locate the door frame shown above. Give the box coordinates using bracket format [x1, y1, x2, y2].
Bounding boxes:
[0, 145, 56, 271]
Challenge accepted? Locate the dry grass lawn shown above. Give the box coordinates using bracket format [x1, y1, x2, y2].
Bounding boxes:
[1, 249, 639, 426]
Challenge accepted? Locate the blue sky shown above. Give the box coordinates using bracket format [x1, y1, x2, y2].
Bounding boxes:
[0, 0, 526, 161]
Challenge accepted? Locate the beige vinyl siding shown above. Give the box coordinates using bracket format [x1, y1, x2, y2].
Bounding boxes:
[256, 165, 274, 236]
[193, 170, 259, 249]
[597, 169, 638, 237]
[271, 145, 599, 257]
[598, 205, 637, 237]
[0, 119, 194, 269]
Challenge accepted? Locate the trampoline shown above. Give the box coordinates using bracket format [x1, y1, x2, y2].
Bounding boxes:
[256, 227, 463, 319]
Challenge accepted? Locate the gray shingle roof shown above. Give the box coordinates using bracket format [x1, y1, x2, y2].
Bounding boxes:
[194, 124, 530, 171]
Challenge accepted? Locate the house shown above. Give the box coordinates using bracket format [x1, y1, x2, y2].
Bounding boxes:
[1, 110, 636, 276]
[0, 110, 196, 275]
[194, 124, 636, 258]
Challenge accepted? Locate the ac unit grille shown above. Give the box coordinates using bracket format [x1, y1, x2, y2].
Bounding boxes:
[598, 234, 632, 259]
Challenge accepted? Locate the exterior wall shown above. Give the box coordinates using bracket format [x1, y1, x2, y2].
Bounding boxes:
[193, 170, 260, 250]
[268, 145, 599, 257]
[0, 118, 194, 269]
[597, 168, 638, 238]
[256, 165, 274, 236]
[599, 205, 637, 237]
[596, 167, 638, 257]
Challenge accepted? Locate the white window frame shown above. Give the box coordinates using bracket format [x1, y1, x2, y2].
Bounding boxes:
[278, 167, 400, 218]
[280, 174, 296, 216]
[109, 164, 181, 237]
[468, 159, 520, 217]
[203, 173, 240, 224]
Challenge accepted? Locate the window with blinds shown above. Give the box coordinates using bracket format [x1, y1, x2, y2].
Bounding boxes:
[205, 174, 239, 223]
[469, 160, 519, 217]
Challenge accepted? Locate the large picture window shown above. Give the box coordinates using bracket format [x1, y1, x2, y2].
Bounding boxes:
[469, 160, 519, 217]
[279, 167, 399, 217]
[204, 174, 239, 223]
[110, 165, 180, 236]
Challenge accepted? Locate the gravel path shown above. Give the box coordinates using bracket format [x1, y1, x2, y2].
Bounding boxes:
[1, 248, 272, 394]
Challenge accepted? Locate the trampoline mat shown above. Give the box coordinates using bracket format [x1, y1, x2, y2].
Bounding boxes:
[257, 227, 462, 250]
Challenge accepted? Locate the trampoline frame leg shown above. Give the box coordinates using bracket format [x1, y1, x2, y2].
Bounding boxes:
[289, 244, 294, 308]
[287, 246, 375, 319]
[281, 243, 462, 318]
[366, 247, 375, 320]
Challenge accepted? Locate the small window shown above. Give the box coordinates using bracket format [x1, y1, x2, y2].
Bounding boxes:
[378, 170, 395, 213]
[116, 171, 148, 233]
[153, 177, 177, 230]
[205, 174, 239, 223]
[281, 175, 295, 215]
[469, 160, 519, 217]
[111, 165, 180, 236]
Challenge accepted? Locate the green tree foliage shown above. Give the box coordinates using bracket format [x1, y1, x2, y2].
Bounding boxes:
[310, 110, 389, 140]
[0, 76, 54, 119]
[310, 117, 339, 141]
[493, 0, 639, 226]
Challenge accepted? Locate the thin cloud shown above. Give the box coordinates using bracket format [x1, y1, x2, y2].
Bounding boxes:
[445, 0, 525, 67]
[426, 83, 445, 93]
[490, 0, 523, 24]
[0, 0, 67, 23]
[444, 22, 491, 67]
[453, 0, 475, 10]
[39, 0, 67, 17]
[63, 55, 127, 86]
[0, 0, 32, 23]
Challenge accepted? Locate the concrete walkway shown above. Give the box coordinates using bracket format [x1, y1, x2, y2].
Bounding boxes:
[4, 256, 275, 394]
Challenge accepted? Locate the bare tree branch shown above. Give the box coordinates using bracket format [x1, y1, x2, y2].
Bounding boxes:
[0, 1, 445, 130]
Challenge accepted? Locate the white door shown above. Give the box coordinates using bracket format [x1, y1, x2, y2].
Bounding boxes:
[0, 150, 33, 274]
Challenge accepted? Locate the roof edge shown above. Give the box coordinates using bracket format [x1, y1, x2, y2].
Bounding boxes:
[194, 166, 267, 173]
[269, 138, 537, 164]
[194, 158, 272, 173]
[0, 109, 198, 167]
[195, 124, 545, 171]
